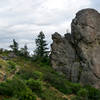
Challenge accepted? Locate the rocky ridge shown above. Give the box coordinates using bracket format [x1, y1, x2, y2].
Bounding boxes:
[51, 8, 100, 88]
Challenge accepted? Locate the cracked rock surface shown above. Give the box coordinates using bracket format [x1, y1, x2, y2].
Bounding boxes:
[51, 8, 100, 88]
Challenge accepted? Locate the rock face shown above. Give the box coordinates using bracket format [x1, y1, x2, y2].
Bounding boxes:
[51, 8, 100, 88]
[51, 32, 79, 82]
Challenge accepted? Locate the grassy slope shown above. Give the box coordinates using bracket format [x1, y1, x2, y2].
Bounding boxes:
[1, 53, 100, 100]
[13, 56, 68, 100]
[0, 54, 68, 100]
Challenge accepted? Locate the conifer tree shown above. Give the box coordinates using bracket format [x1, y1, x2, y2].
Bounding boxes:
[20, 44, 29, 57]
[9, 39, 19, 53]
[34, 31, 48, 58]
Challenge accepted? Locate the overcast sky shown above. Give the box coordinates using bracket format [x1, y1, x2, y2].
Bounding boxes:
[0, 0, 99, 52]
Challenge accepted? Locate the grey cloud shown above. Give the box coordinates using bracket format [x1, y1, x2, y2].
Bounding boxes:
[0, 0, 98, 52]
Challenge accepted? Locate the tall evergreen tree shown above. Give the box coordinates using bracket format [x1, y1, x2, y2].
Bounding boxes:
[34, 31, 48, 58]
[9, 39, 19, 53]
[20, 44, 29, 57]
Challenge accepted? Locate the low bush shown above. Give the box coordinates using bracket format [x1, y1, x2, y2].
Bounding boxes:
[17, 69, 33, 80]
[32, 71, 43, 80]
[7, 61, 16, 70]
[77, 88, 88, 100]
[0, 81, 13, 96]
[0, 78, 37, 100]
[0, 78, 27, 96]
[17, 69, 43, 80]
[70, 96, 80, 100]
[32, 56, 50, 66]
[26, 78, 43, 94]
[41, 87, 68, 100]
[84, 85, 100, 100]
[44, 72, 72, 94]
[19, 88, 36, 100]
[70, 83, 82, 94]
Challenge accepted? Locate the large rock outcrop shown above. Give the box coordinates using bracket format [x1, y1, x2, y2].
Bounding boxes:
[51, 8, 100, 88]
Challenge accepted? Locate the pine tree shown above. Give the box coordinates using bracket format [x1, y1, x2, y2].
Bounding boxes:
[34, 31, 48, 58]
[20, 44, 29, 57]
[9, 39, 19, 53]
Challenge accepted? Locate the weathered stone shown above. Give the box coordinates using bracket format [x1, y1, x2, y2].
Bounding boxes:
[72, 9, 100, 43]
[51, 32, 80, 82]
[71, 62, 80, 82]
[72, 8, 100, 88]
[51, 8, 100, 88]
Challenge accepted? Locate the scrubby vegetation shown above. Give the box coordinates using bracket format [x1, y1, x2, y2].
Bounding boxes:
[0, 54, 100, 100]
[0, 32, 100, 100]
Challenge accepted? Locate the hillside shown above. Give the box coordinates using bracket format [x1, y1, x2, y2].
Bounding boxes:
[0, 8, 100, 100]
[0, 51, 100, 100]
[0, 51, 68, 100]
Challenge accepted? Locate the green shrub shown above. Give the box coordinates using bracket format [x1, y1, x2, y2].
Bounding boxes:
[17, 69, 33, 80]
[10, 78, 27, 96]
[0, 78, 37, 100]
[32, 71, 43, 80]
[70, 83, 82, 94]
[70, 96, 80, 100]
[84, 85, 100, 100]
[17, 69, 43, 80]
[0, 78, 27, 96]
[7, 61, 16, 70]
[19, 88, 36, 100]
[41, 87, 68, 100]
[44, 72, 72, 94]
[32, 56, 50, 66]
[27, 78, 43, 94]
[0, 81, 13, 96]
[77, 88, 88, 100]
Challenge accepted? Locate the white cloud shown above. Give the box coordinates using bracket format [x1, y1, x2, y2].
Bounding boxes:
[0, 0, 98, 52]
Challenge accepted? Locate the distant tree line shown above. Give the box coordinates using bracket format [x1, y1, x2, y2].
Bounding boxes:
[9, 39, 29, 57]
[9, 31, 49, 62]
